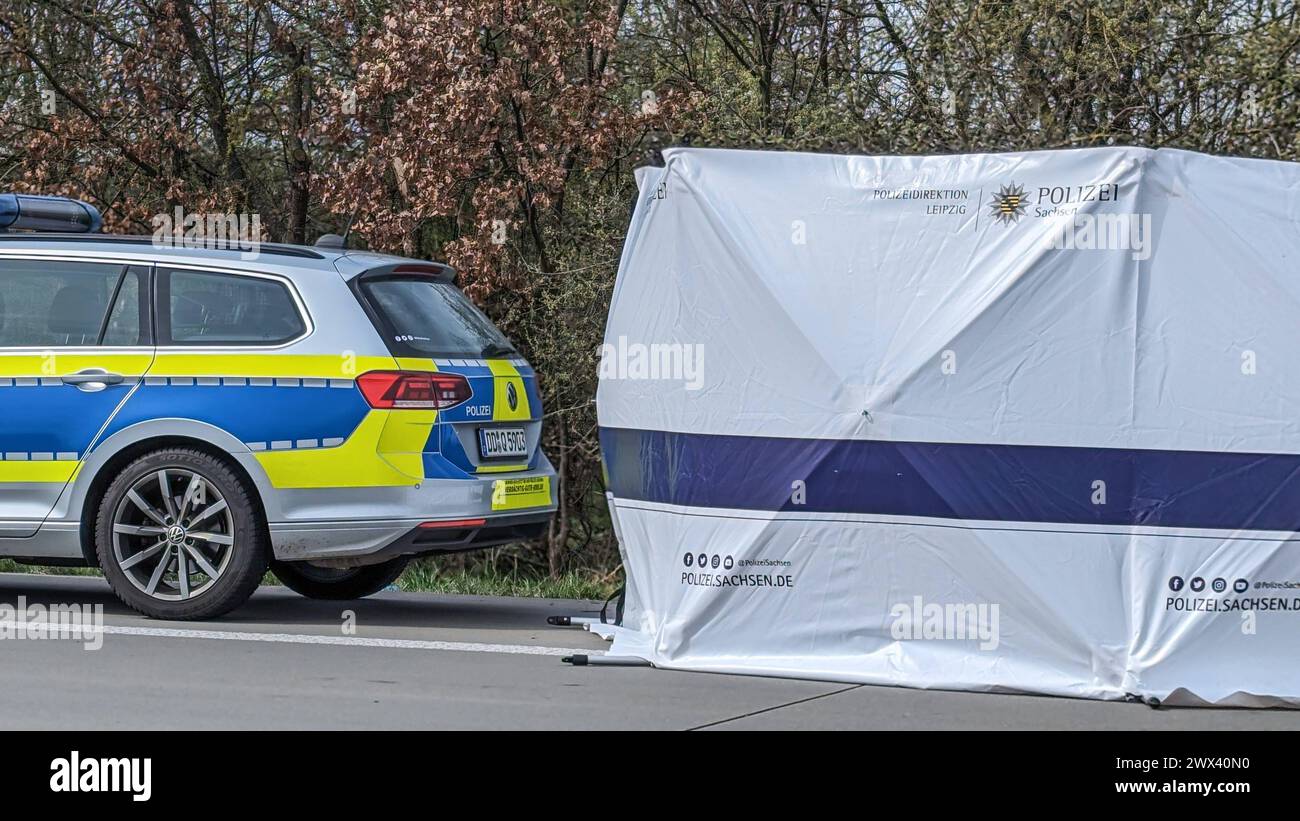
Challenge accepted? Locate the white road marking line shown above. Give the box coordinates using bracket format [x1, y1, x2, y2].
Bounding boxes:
[0, 621, 602, 657]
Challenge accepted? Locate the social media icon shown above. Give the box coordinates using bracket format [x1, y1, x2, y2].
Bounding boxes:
[710, 554, 720, 569]
[723, 555, 734, 570]
[1234, 578, 1249, 594]
[1212, 578, 1227, 593]
[684, 553, 694, 567]
[1168, 576, 1185, 592]
[697, 553, 708, 569]
[1190, 577, 1205, 592]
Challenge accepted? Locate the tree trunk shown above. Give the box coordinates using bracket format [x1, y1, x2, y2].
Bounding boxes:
[285, 44, 312, 244]
[547, 417, 569, 579]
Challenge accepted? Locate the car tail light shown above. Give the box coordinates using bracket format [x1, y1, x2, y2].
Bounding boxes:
[357, 370, 472, 410]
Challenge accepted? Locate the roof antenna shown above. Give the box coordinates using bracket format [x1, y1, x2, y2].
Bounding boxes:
[314, 206, 359, 249]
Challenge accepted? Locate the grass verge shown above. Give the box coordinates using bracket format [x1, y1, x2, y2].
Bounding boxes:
[0, 559, 101, 577]
[1, 557, 619, 601]
[397, 560, 617, 600]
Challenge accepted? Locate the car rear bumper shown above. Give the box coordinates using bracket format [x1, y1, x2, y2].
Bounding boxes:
[265, 459, 558, 565]
[375, 511, 551, 559]
[269, 510, 552, 564]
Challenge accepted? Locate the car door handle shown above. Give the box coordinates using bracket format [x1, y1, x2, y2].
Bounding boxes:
[62, 369, 124, 391]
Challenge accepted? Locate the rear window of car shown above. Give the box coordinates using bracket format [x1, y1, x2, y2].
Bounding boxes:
[159, 268, 306, 346]
[359, 277, 516, 358]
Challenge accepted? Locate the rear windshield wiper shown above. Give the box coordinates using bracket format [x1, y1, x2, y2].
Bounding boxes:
[481, 342, 516, 357]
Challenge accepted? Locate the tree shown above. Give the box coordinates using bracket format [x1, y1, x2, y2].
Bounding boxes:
[318, 0, 678, 576]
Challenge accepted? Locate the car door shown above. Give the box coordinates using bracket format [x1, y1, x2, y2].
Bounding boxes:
[0, 257, 153, 537]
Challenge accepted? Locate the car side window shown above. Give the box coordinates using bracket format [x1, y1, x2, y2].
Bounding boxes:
[160, 268, 306, 345]
[0, 259, 141, 347]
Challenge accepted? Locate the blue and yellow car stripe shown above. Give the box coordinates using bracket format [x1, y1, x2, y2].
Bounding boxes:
[0, 352, 548, 497]
[0, 352, 152, 483]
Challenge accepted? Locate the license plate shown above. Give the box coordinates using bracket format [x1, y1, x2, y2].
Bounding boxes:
[478, 427, 528, 459]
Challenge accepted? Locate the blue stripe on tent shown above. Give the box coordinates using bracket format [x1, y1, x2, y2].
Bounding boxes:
[599, 427, 1300, 532]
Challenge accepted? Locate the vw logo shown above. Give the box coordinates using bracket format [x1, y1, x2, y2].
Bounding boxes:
[506, 382, 518, 411]
[166, 524, 186, 544]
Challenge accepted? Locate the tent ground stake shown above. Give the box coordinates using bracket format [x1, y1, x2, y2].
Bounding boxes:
[547, 615, 601, 627]
[562, 654, 652, 667]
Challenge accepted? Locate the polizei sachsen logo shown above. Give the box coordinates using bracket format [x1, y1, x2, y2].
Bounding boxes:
[988, 183, 1031, 224]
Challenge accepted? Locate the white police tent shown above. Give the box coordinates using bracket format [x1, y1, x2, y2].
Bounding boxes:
[595, 146, 1300, 706]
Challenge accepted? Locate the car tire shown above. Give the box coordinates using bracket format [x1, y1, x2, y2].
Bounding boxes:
[272, 557, 410, 600]
[95, 448, 268, 620]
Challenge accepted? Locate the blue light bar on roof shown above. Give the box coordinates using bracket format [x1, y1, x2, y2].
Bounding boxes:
[0, 193, 102, 233]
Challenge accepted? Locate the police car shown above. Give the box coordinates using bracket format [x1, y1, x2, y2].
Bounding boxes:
[0, 193, 557, 619]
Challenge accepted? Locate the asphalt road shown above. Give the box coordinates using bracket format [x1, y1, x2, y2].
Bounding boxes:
[2, 572, 1297, 730]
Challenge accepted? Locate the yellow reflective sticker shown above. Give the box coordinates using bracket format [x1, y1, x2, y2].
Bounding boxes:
[394, 357, 437, 371]
[490, 476, 551, 511]
[477, 463, 529, 474]
[487, 359, 530, 421]
[0, 461, 78, 483]
[0, 352, 153, 378]
[375, 359, 437, 476]
[254, 411, 422, 488]
[149, 353, 395, 379]
[376, 407, 437, 478]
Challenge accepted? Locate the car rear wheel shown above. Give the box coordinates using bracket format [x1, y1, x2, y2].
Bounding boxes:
[95, 449, 268, 620]
[272, 557, 410, 600]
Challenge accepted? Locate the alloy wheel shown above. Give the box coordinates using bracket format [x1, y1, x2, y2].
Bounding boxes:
[111, 468, 236, 601]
